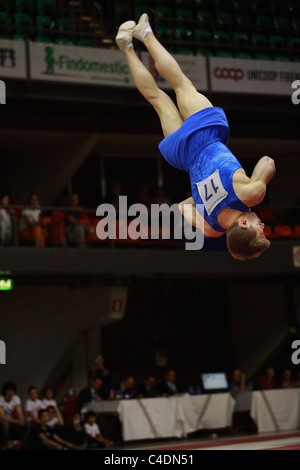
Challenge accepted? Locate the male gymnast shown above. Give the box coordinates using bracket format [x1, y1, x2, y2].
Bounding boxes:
[115, 14, 276, 260]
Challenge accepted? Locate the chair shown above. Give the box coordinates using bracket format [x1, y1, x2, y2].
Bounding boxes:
[195, 0, 212, 11]
[194, 28, 212, 44]
[214, 31, 231, 46]
[175, 8, 193, 26]
[77, 39, 94, 47]
[273, 17, 289, 35]
[270, 0, 287, 16]
[36, 15, 54, 31]
[273, 54, 289, 62]
[232, 32, 249, 47]
[37, 0, 56, 16]
[263, 225, 276, 239]
[15, 0, 34, 13]
[216, 12, 232, 32]
[254, 53, 271, 60]
[235, 52, 252, 59]
[216, 50, 233, 58]
[233, 0, 251, 14]
[174, 26, 192, 42]
[235, 13, 252, 33]
[255, 16, 272, 34]
[156, 25, 171, 40]
[35, 35, 52, 43]
[288, 37, 300, 51]
[197, 10, 213, 31]
[294, 225, 300, 238]
[215, 0, 231, 11]
[14, 12, 33, 36]
[56, 18, 72, 32]
[251, 33, 268, 48]
[196, 48, 213, 56]
[274, 225, 294, 239]
[269, 35, 285, 49]
[252, 0, 269, 15]
[156, 6, 172, 20]
[55, 38, 73, 45]
[291, 19, 300, 35]
[176, 47, 194, 55]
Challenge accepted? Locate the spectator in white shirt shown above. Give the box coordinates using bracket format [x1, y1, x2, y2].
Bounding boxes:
[83, 411, 112, 449]
[0, 381, 26, 449]
[41, 386, 64, 426]
[0, 194, 15, 245]
[25, 386, 44, 425]
[18, 193, 47, 247]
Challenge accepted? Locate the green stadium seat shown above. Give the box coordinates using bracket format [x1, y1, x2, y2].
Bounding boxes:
[176, 47, 194, 55]
[252, 0, 269, 15]
[156, 25, 171, 40]
[254, 53, 272, 60]
[77, 40, 94, 47]
[36, 15, 54, 31]
[215, 0, 231, 11]
[251, 33, 268, 48]
[15, 0, 34, 14]
[174, 26, 192, 41]
[233, 0, 251, 14]
[56, 18, 72, 32]
[14, 12, 33, 36]
[216, 12, 231, 32]
[235, 13, 252, 32]
[174, 0, 194, 7]
[232, 31, 249, 46]
[196, 48, 213, 56]
[273, 17, 289, 35]
[269, 35, 285, 49]
[270, 0, 286, 16]
[194, 28, 212, 44]
[214, 31, 231, 45]
[255, 16, 271, 34]
[37, 0, 56, 15]
[216, 50, 233, 58]
[195, 0, 212, 11]
[12, 33, 25, 40]
[273, 54, 289, 62]
[292, 19, 300, 35]
[176, 8, 193, 25]
[35, 35, 52, 43]
[197, 10, 213, 29]
[288, 37, 300, 51]
[235, 52, 252, 59]
[55, 38, 73, 45]
[156, 6, 172, 20]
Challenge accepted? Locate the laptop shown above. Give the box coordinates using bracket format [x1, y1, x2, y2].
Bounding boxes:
[201, 372, 229, 393]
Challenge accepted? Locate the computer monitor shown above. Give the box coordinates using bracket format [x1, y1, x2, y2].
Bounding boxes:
[201, 372, 229, 392]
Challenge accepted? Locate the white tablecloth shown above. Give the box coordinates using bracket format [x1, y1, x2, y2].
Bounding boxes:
[250, 389, 300, 433]
[82, 393, 235, 441]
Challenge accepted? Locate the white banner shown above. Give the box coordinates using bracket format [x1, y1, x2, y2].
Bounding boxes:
[141, 52, 208, 91]
[0, 39, 27, 79]
[210, 57, 300, 95]
[29, 42, 135, 86]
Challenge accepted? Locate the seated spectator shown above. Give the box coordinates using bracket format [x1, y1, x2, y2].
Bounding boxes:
[46, 406, 64, 430]
[137, 375, 159, 398]
[280, 369, 296, 388]
[113, 375, 136, 399]
[257, 367, 278, 390]
[41, 386, 64, 426]
[158, 369, 178, 397]
[65, 412, 87, 450]
[0, 381, 26, 449]
[89, 354, 111, 383]
[25, 386, 44, 426]
[65, 193, 87, 247]
[0, 194, 15, 245]
[154, 186, 171, 206]
[228, 369, 251, 393]
[78, 377, 108, 411]
[18, 194, 47, 247]
[83, 411, 113, 449]
[33, 409, 73, 450]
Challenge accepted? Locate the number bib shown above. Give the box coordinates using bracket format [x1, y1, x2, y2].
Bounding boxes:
[196, 169, 228, 215]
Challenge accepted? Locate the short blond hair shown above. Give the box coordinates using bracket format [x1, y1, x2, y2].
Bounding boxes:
[226, 221, 270, 261]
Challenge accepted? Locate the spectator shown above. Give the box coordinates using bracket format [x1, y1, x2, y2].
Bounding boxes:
[83, 411, 112, 449]
[18, 193, 47, 247]
[113, 375, 136, 399]
[65, 412, 87, 450]
[41, 386, 64, 426]
[65, 193, 86, 247]
[137, 375, 159, 398]
[89, 354, 111, 383]
[280, 369, 296, 388]
[78, 377, 108, 410]
[154, 186, 171, 205]
[25, 386, 44, 425]
[158, 369, 178, 397]
[0, 381, 26, 449]
[228, 369, 251, 393]
[0, 194, 15, 245]
[257, 367, 278, 390]
[33, 409, 73, 450]
[46, 406, 64, 430]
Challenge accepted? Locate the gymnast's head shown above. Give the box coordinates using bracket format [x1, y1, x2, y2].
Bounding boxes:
[226, 210, 270, 261]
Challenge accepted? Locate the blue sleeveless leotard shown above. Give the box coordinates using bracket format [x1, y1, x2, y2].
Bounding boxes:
[158, 107, 249, 233]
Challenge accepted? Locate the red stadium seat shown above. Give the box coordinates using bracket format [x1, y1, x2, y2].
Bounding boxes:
[274, 224, 294, 238]
[293, 225, 300, 238]
[263, 225, 276, 239]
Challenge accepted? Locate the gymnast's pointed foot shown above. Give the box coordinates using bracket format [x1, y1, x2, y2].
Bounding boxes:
[115, 20, 136, 50]
[133, 13, 153, 41]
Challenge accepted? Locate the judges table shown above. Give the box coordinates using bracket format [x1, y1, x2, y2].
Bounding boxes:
[82, 393, 235, 442]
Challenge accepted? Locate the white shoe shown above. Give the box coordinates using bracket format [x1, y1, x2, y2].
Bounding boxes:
[115, 20, 136, 50]
[133, 13, 152, 41]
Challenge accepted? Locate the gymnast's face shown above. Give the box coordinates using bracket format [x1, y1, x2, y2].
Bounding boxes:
[239, 210, 265, 238]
